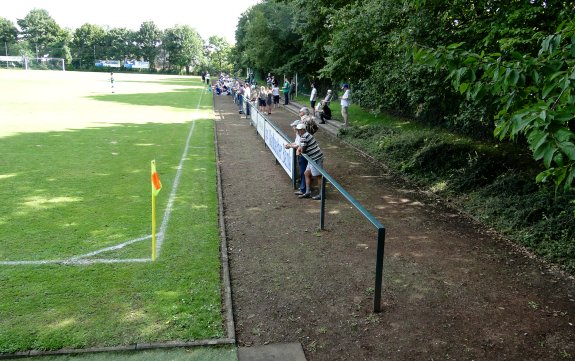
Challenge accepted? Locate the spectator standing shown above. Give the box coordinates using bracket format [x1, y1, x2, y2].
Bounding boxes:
[295, 123, 324, 200]
[266, 73, 273, 87]
[244, 83, 251, 117]
[258, 86, 267, 112]
[319, 90, 333, 124]
[237, 82, 245, 114]
[309, 83, 318, 116]
[284, 120, 307, 196]
[341, 83, 350, 126]
[290, 79, 296, 101]
[283, 78, 290, 105]
[266, 86, 273, 114]
[272, 83, 280, 109]
[233, 79, 241, 104]
[206, 72, 211, 86]
[299, 107, 318, 135]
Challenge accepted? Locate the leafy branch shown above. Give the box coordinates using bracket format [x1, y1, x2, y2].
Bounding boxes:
[414, 21, 575, 191]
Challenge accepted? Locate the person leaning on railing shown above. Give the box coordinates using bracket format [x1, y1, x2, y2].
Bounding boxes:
[285, 120, 308, 196]
[295, 123, 324, 200]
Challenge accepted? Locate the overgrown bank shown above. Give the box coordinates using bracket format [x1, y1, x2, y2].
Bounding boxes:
[338, 119, 575, 273]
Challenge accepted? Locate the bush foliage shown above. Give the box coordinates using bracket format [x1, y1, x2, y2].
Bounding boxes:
[339, 121, 575, 272]
[232, 0, 575, 271]
[234, 0, 575, 190]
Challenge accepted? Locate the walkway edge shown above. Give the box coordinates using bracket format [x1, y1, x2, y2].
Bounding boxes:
[214, 92, 237, 343]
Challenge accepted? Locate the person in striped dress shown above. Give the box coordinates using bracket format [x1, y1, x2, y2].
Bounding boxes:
[295, 123, 324, 200]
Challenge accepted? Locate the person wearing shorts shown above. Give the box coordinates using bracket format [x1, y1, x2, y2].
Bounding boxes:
[266, 86, 273, 114]
[272, 83, 280, 108]
[295, 123, 324, 200]
[258, 86, 267, 112]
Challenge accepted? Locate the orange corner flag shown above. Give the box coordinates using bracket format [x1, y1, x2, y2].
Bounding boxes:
[151, 160, 162, 196]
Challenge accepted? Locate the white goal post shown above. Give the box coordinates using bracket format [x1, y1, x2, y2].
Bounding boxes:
[0, 56, 65, 71]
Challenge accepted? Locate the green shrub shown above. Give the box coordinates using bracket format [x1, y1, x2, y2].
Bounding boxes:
[339, 120, 575, 273]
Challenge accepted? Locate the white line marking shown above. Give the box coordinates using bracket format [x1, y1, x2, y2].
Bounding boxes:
[0, 258, 151, 266]
[69, 235, 153, 261]
[63, 258, 151, 265]
[1, 88, 206, 266]
[155, 91, 204, 258]
[0, 260, 64, 265]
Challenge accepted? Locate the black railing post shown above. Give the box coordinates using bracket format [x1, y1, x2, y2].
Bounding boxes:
[241, 111, 387, 313]
[292, 152, 297, 190]
[374, 226, 386, 312]
[319, 176, 326, 230]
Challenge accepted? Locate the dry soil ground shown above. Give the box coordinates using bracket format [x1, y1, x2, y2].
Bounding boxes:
[214, 94, 575, 361]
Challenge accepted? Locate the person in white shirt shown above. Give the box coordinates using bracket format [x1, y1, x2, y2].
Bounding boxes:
[309, 83, 318, 117]
[244, 83, 251, 117]
[272, 83, 280, 108]
[340, 83, 350, 126]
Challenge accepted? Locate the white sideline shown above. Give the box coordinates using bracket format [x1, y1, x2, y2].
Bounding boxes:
[1, 89, 205, 266]
[69, 234, 153, 261]
[155, 90, 204, 257]
[156, 120, 197, 258]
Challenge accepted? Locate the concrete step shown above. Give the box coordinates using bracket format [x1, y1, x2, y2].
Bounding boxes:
[281, 101, 345, 137]
[237, 343, 307, 361]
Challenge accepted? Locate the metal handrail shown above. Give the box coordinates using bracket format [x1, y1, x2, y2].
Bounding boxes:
[302, 154, 386, 313]
[238, 95, 386, 312]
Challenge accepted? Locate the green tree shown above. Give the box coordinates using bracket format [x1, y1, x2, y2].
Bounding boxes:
[230, 10, 251, 74]
[233, 2, 301, 77]
[137, 21, 162, 69]
[0, 17, 18, 56]
[71, 23, 106, 68]
[163, 25, 203, 74]
[285, 0, 353, 81]
[413, 0, 575, 190]
[49, 27, 72, 65]
[104, 27, 137, 61]
[206, 35, 231, 74]
[17, 9, 64, 58]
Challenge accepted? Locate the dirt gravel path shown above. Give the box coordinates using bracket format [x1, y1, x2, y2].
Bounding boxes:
[214, 94, 575, 360]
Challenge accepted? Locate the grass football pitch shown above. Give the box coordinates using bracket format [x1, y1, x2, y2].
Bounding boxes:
[0, 70, 226, 354]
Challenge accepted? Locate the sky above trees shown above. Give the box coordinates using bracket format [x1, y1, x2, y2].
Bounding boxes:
[0, 0, 260, 43]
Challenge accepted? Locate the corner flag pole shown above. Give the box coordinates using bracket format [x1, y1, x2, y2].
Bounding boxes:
[151, 160, 162, 261]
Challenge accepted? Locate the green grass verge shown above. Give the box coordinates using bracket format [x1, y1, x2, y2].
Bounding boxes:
[0, 71, 225, 353]
[337, 107, 575, 272]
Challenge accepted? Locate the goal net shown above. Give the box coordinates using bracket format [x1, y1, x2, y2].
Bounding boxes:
[0, 56, 26, 70]
[0, 56, 66, 71]
[26, 58, 66, 71]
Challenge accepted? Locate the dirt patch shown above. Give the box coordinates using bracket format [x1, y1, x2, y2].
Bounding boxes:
[214, 95, 575, 360]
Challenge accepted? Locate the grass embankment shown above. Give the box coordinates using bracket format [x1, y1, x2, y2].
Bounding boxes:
[335, 103, 575, 273]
